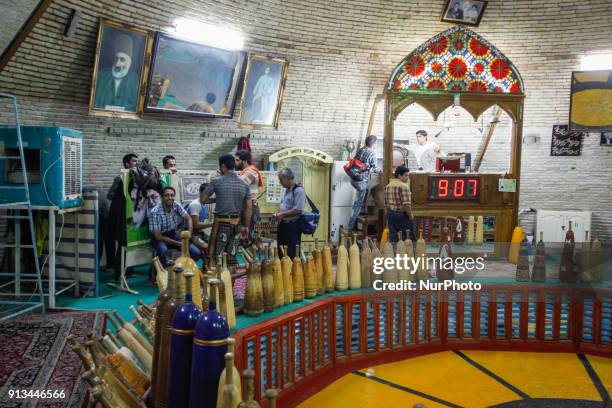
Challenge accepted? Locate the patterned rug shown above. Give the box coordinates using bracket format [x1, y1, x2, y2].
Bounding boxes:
[0, 309, 105, 408]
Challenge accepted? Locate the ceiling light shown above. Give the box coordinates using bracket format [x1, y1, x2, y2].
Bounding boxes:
[173, 18, 244, 50]
[580, 53, 612, 70]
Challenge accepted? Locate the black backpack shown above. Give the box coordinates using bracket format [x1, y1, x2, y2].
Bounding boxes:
[292, 185, 320, 235]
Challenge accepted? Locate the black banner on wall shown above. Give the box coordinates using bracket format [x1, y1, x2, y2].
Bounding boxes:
[551, 124, 582, 156]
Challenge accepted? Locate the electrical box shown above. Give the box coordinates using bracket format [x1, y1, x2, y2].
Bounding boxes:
[498, 178, 516, 192]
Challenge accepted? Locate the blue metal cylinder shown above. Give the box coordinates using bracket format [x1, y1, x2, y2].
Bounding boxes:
[167, 275, 201, 408]
[189, 293, 229, 408]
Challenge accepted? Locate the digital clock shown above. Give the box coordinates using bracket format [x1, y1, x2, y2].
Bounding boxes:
[429, 175, 479, 201]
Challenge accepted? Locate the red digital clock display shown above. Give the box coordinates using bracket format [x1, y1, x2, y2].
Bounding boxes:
[429, 176, 479, 200]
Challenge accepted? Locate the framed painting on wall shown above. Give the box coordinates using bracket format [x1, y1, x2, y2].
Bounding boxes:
[89, 19, 152, 118]
[239, 55, 289, 129]
[440, 0, 488, 27]
[145, 33, 245, 117]
[570, 70, 612, 132]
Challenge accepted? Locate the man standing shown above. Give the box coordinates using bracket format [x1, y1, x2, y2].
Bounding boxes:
[106, 153, 138, 279]
[348, 135, 381, 231]
[235, 149, 263, 244]
[94, 34, 140, 111]
[385, 166, 416, 243]
[274, 168, 306, 259]
[162, 155, 177, 174]
[187, 183, 213, 256]
[202, 155, 252, 265]
[406, 130, 440, 171]
[149, 186, 201, 267]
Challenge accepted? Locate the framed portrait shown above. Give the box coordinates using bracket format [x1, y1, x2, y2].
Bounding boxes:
[570, 70, 612, 132]
[441, 0, 488, 27]
[601, 132, 612, 146]
[89, 19, 152, 118]
[239, 55, 289, 129]
[145, 33, 245, 117]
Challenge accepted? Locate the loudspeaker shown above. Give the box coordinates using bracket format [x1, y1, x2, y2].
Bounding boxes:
[64, 9, 81, 37]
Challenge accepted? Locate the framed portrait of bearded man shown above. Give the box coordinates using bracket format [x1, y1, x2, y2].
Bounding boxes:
[89, 19, 152, 118]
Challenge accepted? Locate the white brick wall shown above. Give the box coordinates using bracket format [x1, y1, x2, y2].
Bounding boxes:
[0, 0, 610, 241]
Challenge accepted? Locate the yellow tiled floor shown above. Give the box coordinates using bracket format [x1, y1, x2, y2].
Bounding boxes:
[299, 351, 611, 407]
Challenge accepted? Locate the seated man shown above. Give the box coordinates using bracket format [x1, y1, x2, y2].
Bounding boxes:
[149, 186, 201, 267]
[187, 183, 214, 256]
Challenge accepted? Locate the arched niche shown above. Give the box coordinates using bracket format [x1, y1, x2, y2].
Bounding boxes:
[382, 25, 525, 233]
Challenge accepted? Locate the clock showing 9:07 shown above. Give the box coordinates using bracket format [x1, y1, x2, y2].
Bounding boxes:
[428, 175, 479, 201]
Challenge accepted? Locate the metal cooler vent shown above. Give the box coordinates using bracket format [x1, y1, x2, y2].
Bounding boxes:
[62, 136, 82, 200]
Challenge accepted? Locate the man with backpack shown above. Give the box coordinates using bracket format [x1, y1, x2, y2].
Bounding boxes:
[348, 135, 381, 231]
[274, 168, 306, 259]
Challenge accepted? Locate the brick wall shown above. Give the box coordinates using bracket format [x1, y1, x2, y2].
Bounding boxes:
[0, 0, 610, 241]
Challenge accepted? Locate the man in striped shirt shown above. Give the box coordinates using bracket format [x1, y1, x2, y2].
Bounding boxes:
[348, 135, 381, 230]
[385, 166, 416, 242]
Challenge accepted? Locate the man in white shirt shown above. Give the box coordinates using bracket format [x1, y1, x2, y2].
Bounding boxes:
[407, 130, 441, 171]
[186, 183, 213, 258]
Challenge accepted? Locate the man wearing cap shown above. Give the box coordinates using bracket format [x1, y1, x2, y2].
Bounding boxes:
[94, 33, 140, 111]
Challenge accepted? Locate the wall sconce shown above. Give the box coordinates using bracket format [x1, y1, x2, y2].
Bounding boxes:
[523, 134, 540, 145]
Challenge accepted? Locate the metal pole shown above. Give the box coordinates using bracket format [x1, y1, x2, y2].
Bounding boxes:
[14, 221, 20, 296]
[49, 208, 55, 308]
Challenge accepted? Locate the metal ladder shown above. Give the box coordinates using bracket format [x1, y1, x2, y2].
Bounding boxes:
[0, 93, 45, 320]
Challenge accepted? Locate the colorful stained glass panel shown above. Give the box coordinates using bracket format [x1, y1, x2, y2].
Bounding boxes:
[389, 26, 523, 94]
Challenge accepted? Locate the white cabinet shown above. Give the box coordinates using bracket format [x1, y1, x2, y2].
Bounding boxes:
[330, 162, 355, 243]
[331, 161, 356, 207]
[536, 210, 592, 244]
[330, 161, 382, 243]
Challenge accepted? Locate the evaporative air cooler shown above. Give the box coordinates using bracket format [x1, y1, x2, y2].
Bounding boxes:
[0, 127, 83, 209]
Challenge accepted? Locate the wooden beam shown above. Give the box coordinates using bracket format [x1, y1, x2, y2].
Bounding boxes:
[363, 94, 384, 147]
[383, 92, 394, 185]
[0, 0, 53, 73]
[473, 107, 503, 172]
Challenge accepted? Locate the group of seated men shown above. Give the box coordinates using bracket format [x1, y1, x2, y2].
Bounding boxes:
[150, 153, 309, 271]
[107, 150, 307, 281]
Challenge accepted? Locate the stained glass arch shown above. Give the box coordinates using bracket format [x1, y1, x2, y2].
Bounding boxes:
[388, 26, 524, 94]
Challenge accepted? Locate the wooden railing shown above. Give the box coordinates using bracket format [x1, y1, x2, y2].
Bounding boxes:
[234, 285, 612, 407]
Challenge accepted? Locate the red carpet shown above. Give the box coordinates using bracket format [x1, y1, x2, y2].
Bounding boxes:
[0, 309, 105, 407]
